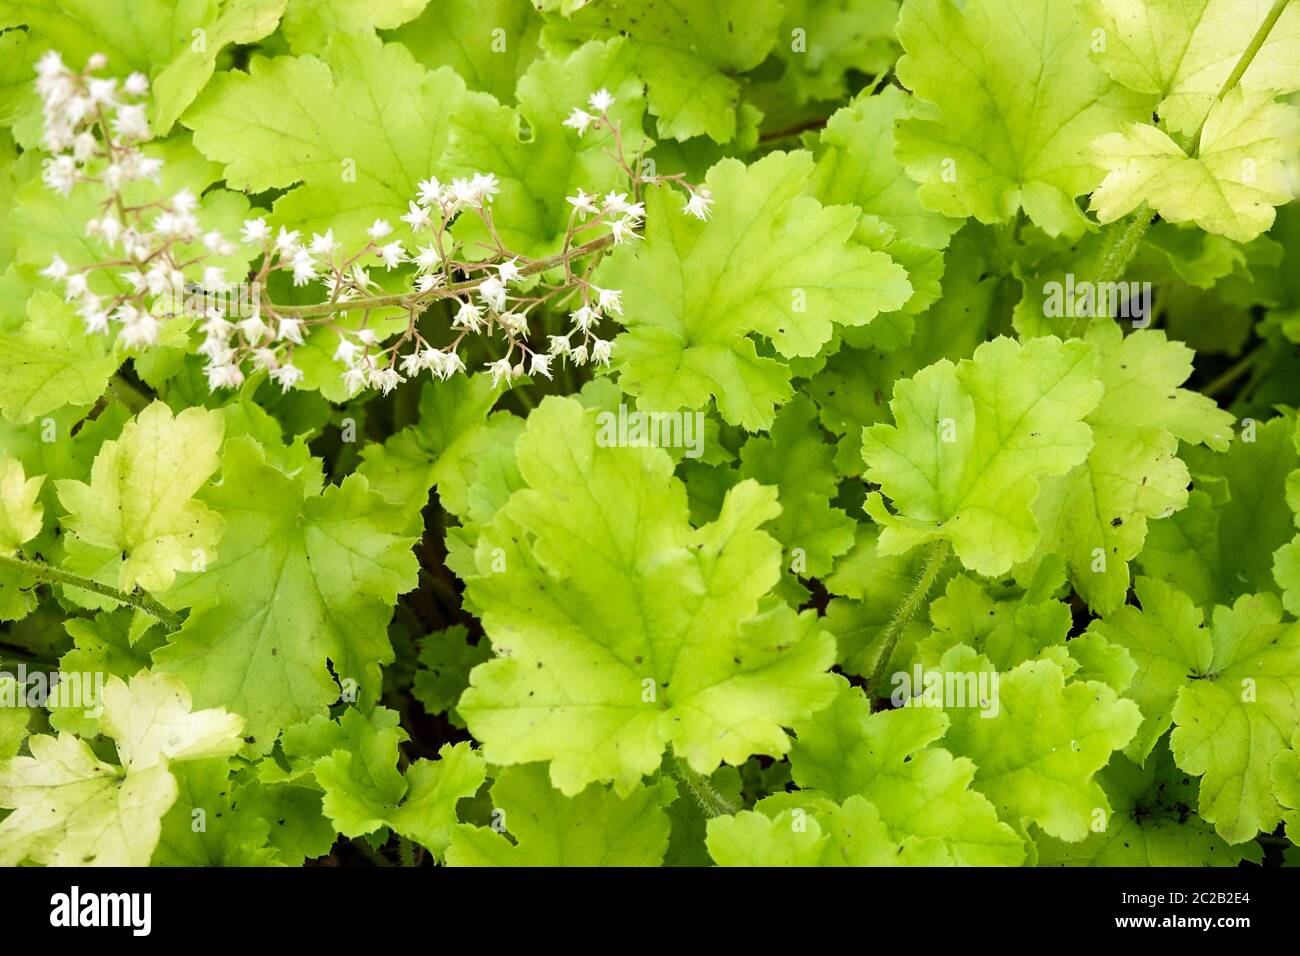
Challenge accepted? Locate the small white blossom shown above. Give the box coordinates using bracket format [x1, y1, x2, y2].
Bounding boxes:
[588, 89, 615, 112]
[334, 337, 362, 366]
[592, 338, 613, 366]
[367, 219, 393, 241]
[609, 215, 642, 245]
[270, 362, 303, 391]
[595, 286, 623, 315]
[478, 275, 507, 312]
[498, 258, 523, 285]
[276, 317, 305, 345]
[309, 229, 340, 257]
[241, 218, 271, 244]
[455, 300, 484, 331]
[413, 244, 443, 273]
[401, 201, 433, 231]
[355, 328, 380, 347]
[685, 187, 713, 221]
[486, 358, 513, 388]
[377, 240, 405, 270]
[417, 177, 443, 205]
[570, 305, 598, 332]
[563, 107, 593, 135]
[567, 188, 599, 217]
[124, 72, 149, 97]
[41, 254, 70, 282]
[529, 353, 553, 379]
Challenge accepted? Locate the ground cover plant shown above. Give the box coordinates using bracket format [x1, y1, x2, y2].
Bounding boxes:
[0, 0, 1297, 868]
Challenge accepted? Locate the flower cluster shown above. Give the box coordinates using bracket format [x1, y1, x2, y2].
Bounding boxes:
[32, 57, 715, 399]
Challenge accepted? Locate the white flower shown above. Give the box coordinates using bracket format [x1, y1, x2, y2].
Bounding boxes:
[563, 107, 593, 135]
[413, 244, 442, 273]
[238, 315, 268, 342]
[486, 358, 513, 388]
[205, 362, 245, 390]
[171, 189, 198, 214]
[117, 310, 161, 350]
[595, 286, 623, 315]
[455, 300, 484, 331]
[41, 254, 70, 282]
[685, 187, 713, 221]
[35, 51, 65, 80]
[367, 219, 392, 241]
[111, 103, 150, 141]
[569, 343, 588, 366]
[86, 53, 108, 71]
[416, 177, 443, 205]
[401, 201, 433, 231]
[471, 173, 500, 203]
[124, 72, 149, 97]
[270, 363, 303, 391]
[588, 88, 615, 112]
[603, 191, 630, 214]
[64, 273, 89, 300]
[414, 274, 441, 293]
[592, 338, 613, 366]
[291, 248, 317, 286]
[570, 305, 598, 332]
[529, 353, 553, 379]
[202, 266, 228, 291]
[373, 366, 403, 395]
[399, 349, 426, 376]
[377, 241, 405, 270]
[498, 311, 527, 335]
[355, 328, 380, 347]
[81, 306, 110, 334]
[275, 227, 301, 255]
[342, 365, 368, 396]
[566, 188, 599, 217]
[441, 351, 466, 378]
[334, 337, 362, 366]
[309, 229, 340, 257]
[547, 334, 571, 356]
[241, 218, 271, 244]
[498, 258, 523, 284]
[478, 275, 507, 312]
[609, 215, 642, 245]
[276, 317, 305, 345]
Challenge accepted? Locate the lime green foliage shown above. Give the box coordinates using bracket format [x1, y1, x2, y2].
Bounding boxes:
[460, 397, 838, 795]
[601, 151, 910, 430]
[895, 0, 1152, 236]
[57, 402, 224, 594]
[0, 672, 243, 865]
[448, 764, 673, 866]
[863, 335, 1103, 577]
[1, 0, 1296, 871]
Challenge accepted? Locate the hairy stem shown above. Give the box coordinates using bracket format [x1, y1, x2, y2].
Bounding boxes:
[272, 233, 616, 320]
[0, 553, 182, 632]
[868, 539, 950, 702]
[674, 756, 738, 818]
[1067, 206, 1154, 338]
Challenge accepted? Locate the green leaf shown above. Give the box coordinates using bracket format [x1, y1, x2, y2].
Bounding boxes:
[56, 402, 224, 595]
[154, 437, 418, 748]
[939, 652, 1141, 841]
[447, 763, 672, 866]
[413, 626, 491, 728]
[1081, 0, 1300, 136]
[863, 335, 1103, 577]
[0, 454, 42, 553]
[601, 151, 911, 430]
[1031, 325, 1234, 612]
[790, 682, 1025, 864]
[460, 397, 838, 795]
[1036, 744, 1261, 866]
[543, 0, 785, 142]
[152, 0, 289, 133]
[894, 0, 1152, 236]
[739, 394, 854, 579]
[315, 715, 485, 855]
[0, 672, 243, 866]
[1090, 88, 1300, 243]
[1143, 414, 1296, 608]
[706, 791, 929, 865]
[185, 32, 477, 247]
[390, 0, 543, 103]
[444, 37, 647, 257]
[0, 291, 118, 425]
[1168, 592, 1300, 843]
[282, 0, 429, 52]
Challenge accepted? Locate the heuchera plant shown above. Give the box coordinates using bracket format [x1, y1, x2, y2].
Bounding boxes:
[0, 0, 1297, 869]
